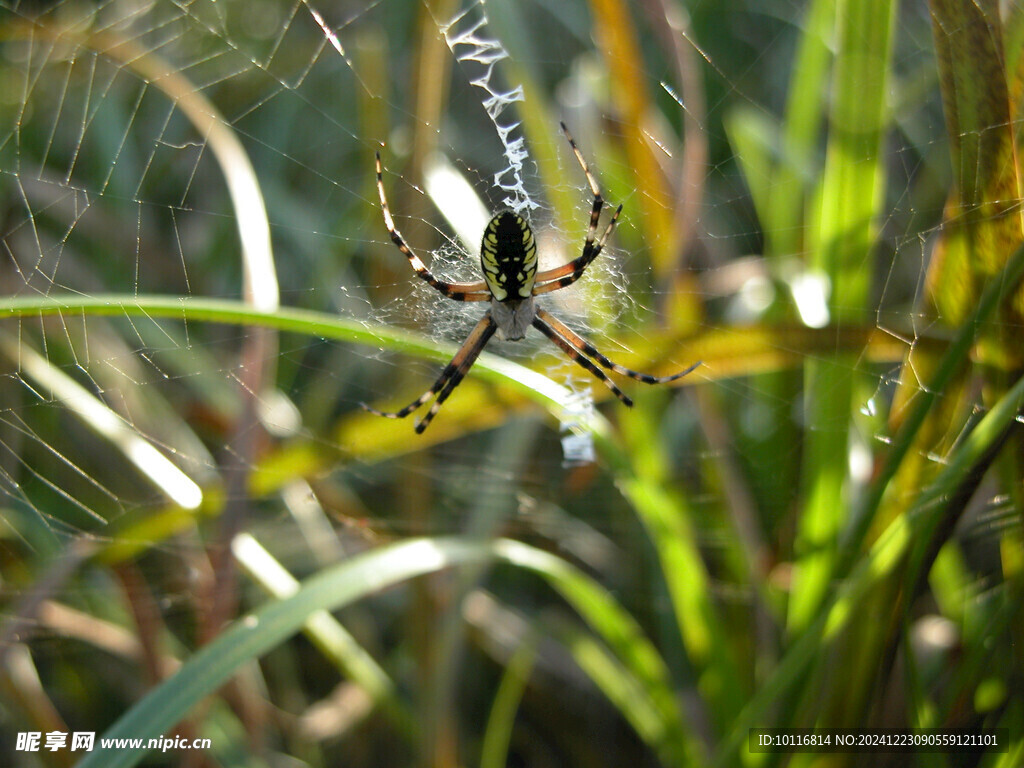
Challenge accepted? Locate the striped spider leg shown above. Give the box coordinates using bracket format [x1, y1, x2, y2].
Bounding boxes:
[373, 152, 492, 302]
[532, 122, 623, 296]
[531, 308, 702, 407]
[362, 315, 497, 433]
[363, 126, 700, 432]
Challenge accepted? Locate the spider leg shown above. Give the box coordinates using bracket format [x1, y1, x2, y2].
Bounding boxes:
[562, 121, 605, 253]
[375, 152, 492, 301]
[536, 308, 701, 383]
[531, 315, 634, 406]
[413, 319, 498, 433]
[532, 205, 621, 295]
[361, 314, 497, 433]
[531, 124, 623, 295]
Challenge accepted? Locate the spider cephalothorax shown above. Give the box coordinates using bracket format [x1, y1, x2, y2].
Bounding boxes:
[363, 123, 700, 433]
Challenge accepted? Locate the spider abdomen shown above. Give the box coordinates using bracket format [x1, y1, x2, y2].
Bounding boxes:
[480, 211, 537, 302]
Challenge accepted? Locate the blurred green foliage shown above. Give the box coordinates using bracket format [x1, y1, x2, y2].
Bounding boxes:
[1, 0, 1022, 766]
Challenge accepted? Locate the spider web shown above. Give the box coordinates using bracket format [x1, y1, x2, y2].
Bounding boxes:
[0, 0, 1012, 762]
[0, 0, 935, 515]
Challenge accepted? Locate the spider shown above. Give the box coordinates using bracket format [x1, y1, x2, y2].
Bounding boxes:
[363, 122, 700, 433]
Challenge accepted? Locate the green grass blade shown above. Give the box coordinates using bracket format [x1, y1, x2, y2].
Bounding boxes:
[717, 365, 1024, 765]
[494, 538, 702, 765]
[0, 293, 611, 441]
[772, 0, 836, 258]
[231, 533, 413, 735]
[76, 538, 491, 768]
[590, 401, 745, 732]
[789, 0, 896, 631]
[557, 622, 684, 766]
[479, 637, 536, 768]
[928, 0, 1024, 324]
[77, 537, 696, 768]
[845, 240, 1024, 568]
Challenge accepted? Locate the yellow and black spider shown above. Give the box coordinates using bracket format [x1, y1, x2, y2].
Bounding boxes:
[363, 123, 700, 433]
